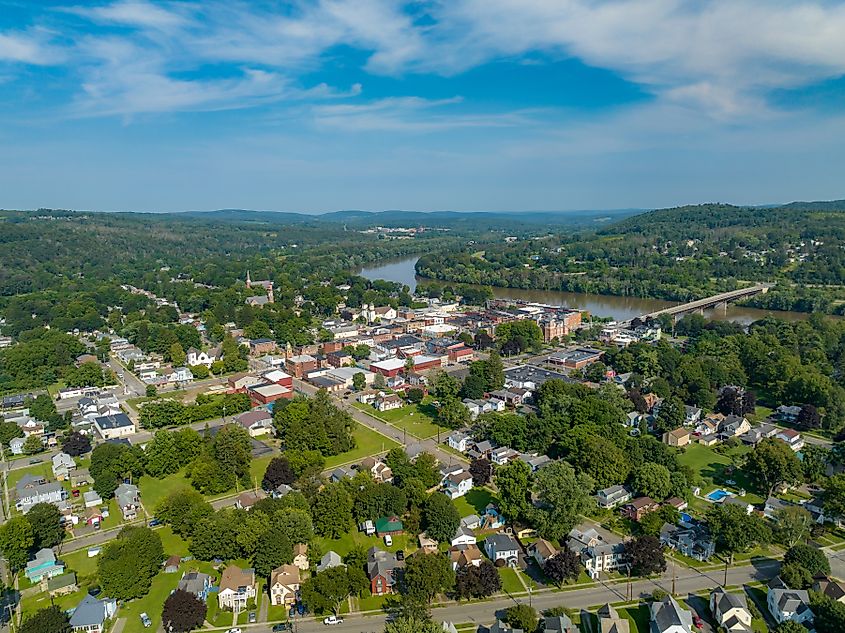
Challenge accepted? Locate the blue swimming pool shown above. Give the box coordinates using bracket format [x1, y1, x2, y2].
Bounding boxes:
[706, 489, 731, 502]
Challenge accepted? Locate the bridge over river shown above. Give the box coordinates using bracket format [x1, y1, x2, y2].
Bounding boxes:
[634, 283, 772, 323]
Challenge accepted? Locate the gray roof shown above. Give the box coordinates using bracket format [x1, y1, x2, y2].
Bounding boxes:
[712, 587, 748, 613]
[544, 614, 575, 632]
[69, 594, 109, 627]
[486, 533, 519, 553]
[317, 551, 343, 572]
[649, 596, 692, 633]
[178, 571, 212, 596]
[94, 412, 133, 429]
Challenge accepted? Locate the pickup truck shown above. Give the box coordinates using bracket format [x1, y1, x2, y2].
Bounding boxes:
[324, 615, 344, 625]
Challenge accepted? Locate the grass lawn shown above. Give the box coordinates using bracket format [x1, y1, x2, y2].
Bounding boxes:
[62, 547, 101, 579]
[353, 398, 443, 440]
[323, 423, 400, 469]
[620, 604, 651, 633]
[497, 568, 525, 595]
[313, 531, 417, 558]
[138, 470, 194, 513]
[7, 461, 53, 489]
[267, 603, 291, 623]
[678, 443, 764, 506]
[206, 594, 235, 628]
[453, 488, 496, 519]
[157, 525, 190, 558]
[357, 592, 389, 612]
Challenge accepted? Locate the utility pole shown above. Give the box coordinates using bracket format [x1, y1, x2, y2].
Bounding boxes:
[723, 557, 729, 587]
[671, 558, 676, 596]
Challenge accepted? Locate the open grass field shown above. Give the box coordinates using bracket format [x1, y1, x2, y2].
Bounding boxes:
[324, 422, 400, 469]
[453, 487, 496, 519]
[678, 443, 764, 506]
[353, 398, 443, 440]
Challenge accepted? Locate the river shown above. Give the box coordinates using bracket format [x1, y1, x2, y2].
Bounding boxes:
[357, 256, 812, 324]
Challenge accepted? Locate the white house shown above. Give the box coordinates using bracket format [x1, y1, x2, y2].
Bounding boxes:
[484, 533, 519, 566]
[446, 431, 470, 453]
[767, 577, 814, 628]
[710, 587, 753, 632]
[775, 428, 805, 451]
[186, 347, 216, 367]
[442, 470, 473, 499]
[568, 526, 626, 579]
[451, 526, 477, 547]
[218, 566, 256, 612]
[93, 413, 135, 440]
[596, 485, 632, 509]
[52, 452, 76, 481]
[269, 564, 300, 607]
[490, 447, 519, 466]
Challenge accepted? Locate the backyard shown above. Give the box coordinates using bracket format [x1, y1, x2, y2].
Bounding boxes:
[678, 443, 765, 507]
[353, 397, 443, 441]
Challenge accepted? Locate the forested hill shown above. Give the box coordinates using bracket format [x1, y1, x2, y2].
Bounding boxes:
[601, 201, 845, 238]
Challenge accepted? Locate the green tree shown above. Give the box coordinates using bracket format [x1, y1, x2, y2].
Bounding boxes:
[161, 589, 207, 633]
[313, 483, 353, 538]
[402, 552, 455, 603]
[155, 489, 214, 538]
[146, 384, 158, 398]
[774, 506, 812, 548]
[744, 438, 803, 497]
[654, 397, 685, 433]
[170, 342, 186, 366]
[423, 494, 460, 544]
[383, 616, 442, 633]
[706, 503, 772, 564]
[783, 543, 830, 576]
[505, 604, 538, 633]
[23, 434, 43, 455]
[20, 606, 71, 633]
[26, 502, 64, 549]
[252, 526, 293, 577]
[774, 620, 808, 633]
[144, 429, 181, 477]
[631, 463, 672, 501]
[352, 372, 366, 391]
[532, 460, 594, 541]
[495, 459, 533, 524]
[98, 526, 164, 600]
[0, 516, 34, 570]
[300, 566, 355, 616]
[822, 473, 845, 519]
[432, 371, 460, 400]
[437, 397, 471, 430]
[90, 442, 145, 499]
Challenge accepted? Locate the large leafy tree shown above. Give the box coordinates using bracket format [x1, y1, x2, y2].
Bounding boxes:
[454, 560, 501, 599]
[706, 504, 772, 564]
[437, 397, 471, 430]
[98, 526, 164, 600]
[495, 459, 533, 524]
[402, 552, 455, 604]
[90, 441, 145, 499]
[262, 456, 296, 490]
[162, 589, 207, 633]
[20, 606, 71, 633]
[423, 494, 460, 544]
[469, 458, 492, 486]
[300, 567, 356, 616]
[155, 489, 214, 538]
[383, 616, 442, 633]
[0, 516, 34, 570]
[543, 549, 582, 586]
[252, 526, 293, 577]
[312, 483, 354, 538]
[26, 502, 64, 549]
[783, 543, 830, 577]
[631, 463, 672, 501]
[531, 461, 594, 540]
[61, 431, 91, 457]
[624, 535, 666, 576]
[744, 438, 803, 497]
[505, 604, 538, 633]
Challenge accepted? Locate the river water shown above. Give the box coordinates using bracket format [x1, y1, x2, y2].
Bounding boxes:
[357, 256, 811, 324]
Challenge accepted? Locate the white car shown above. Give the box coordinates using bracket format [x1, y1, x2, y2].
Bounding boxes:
[226, 629, 242, 633]
[324, 616, 344, 625]
[140, 613, 151, 628]
[383, 534, 393, 547]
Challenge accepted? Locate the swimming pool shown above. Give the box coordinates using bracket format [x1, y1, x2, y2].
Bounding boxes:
[706, 489, 732, 502]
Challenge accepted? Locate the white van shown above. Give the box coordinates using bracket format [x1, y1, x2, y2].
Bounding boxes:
[383, 534, 393, 547]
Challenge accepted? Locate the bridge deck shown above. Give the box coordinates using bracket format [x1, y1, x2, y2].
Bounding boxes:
[641, 284, 769, 319]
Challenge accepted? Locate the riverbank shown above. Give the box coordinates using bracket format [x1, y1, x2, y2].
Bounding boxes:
[358, 256, 817, 324]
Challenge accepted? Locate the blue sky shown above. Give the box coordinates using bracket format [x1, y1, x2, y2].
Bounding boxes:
[1, 0, 845, 213]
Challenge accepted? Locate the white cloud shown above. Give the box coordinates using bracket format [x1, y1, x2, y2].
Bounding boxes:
[0, 29, 63, 65]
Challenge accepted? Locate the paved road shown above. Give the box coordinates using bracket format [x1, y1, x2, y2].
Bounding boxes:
[231, 559, 780, 633]
[292, 378, 468, 468]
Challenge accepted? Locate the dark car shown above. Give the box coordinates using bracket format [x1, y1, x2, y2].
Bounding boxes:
[29, 458, 42, 465]
[395, 550, 405, 561]
[272, 624, 292, 632]
[87, 586, 101, 597]
[148, 518, 162, 527]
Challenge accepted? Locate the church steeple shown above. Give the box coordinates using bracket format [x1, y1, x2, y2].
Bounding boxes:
[246, 270, 252, 288]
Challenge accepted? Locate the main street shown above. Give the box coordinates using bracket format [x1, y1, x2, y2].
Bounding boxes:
[232, 559, 781, 633]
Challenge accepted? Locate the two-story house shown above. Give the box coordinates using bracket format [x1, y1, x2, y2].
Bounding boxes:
[568, 526, 626, 579]
[596, 485, 632, 509]
[484, 533, 520, 567]
[115, 483, 141, 520]
[52, 452, 76, 481]
[269, 564, 300, 607]
[710, 587, 753, 632]
[650, 595, 693, 633]
[367, 547, 403, 595]
[442, 470, 473, 499]
[16, 474, 66, 513]
[69, 594, 117, 633]
[218, 565, 256, 612]
[177, 571, 213, 601]
[25, 548, 65, 583]
[767, 577, 814, 628]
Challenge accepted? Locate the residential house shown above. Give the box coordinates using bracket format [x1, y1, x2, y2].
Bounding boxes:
[484, 533, 520, 566]
[451, 526, 477, 547]
[114, 483, 141, 520]
[186, 347, 216, 367]
[375, 393, 403, 412]
[775, 428, 805, 451]
[52, 452, 76, 481]
[69, 594, 117, 633]
[650, 595, 693, 633]
[178, 571, 213, 600]
[47, 572, 78, 596]
[660, 523, 716, 562]
[767, 577, 814, 628]
[93, 413, 135, 440]
[519, 453, 552, 472]
[764, 496, 792, 520]
[15, 475, 66, 513]
[528, 538, 558, 566]
[469, 440, 495, 459]
[25, 548, 65, 583]
[489, 620, 523, 633]
[719, 415, 751, 440]
[621, 497, 659, 522]
[292, 543, 309, 571]
[360, 456, 393, 483]
[8, 436, 25, 455]
[418, 533, 439, 553]
[663, 427, 691, 447]
[710, 587, 753, 632]
[235, 490, 266, 510]
[446, 431, 470, 453]
[70, 469, 91, 487]
[218, 565, 256, 612]
[269, 564, 301, 607]
[490, 446, 520, 466]
[461, 515, 482, 530]
[741, 423, 779, 446]
[449, 544, 483, 571]
[236, 410, 274, 437]
[568, 526, 626, 579]
[442, 470, 473, 499]
[330, 466, 356, 483]
[164, 555, 181, 573]
[776, 405, 803, 422]
[684, 406, 702, 425]
[83, 490, 103, 509]
[597, 485, 632, 509]
[367, 547, 403, 595]
[317, 551, 344, 573]
[664, 497, 688, 512]
[597, 604, 630, 633]
[545, 614, 579, 633]
[375, 515, 404, 536]
[813, 575, 845, 604]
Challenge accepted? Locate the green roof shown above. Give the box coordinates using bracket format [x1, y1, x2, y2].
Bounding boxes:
[375, 516, 403, 533]
[47, 572, 77, 590]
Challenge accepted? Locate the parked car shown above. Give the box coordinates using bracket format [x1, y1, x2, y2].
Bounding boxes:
[396, 550, 405, 561]
[272, 624, 292, 632]
[324, 616, 344, 625]
[384, 534, 393, 547]
[140, 612, 152, 628]
[225, 629, 242, 633]
[72, 489, 80, 498]
[148, 517, 162, 527]
[87, 586, 101, 597]
[248, 612, 256, 624]
[29, 459, 41, 465]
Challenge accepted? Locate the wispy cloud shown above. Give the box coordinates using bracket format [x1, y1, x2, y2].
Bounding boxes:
[0, 28, 64, 65]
